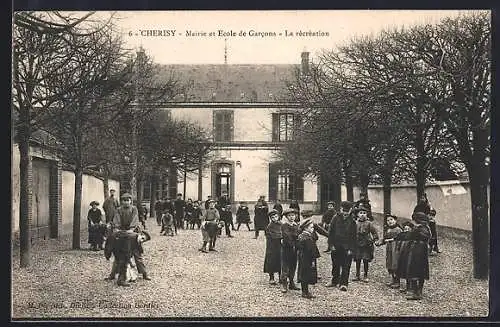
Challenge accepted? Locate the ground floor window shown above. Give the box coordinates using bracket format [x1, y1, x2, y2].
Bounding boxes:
[269, 162, 304, 202]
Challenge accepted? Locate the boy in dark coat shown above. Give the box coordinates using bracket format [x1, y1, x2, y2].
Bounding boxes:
[395, 221, 414, 294]
[326, 201, 357, 291]
[405, 212, 431, 300]
[264, 209, 282, 284]
[279, 209, 300, 293]
[236, 202, 252, 231]
[220, 204, 235, 237]
[297, 218, 321, 299]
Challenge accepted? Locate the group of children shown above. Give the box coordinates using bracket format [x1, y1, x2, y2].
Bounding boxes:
[263, 199, 439, 301]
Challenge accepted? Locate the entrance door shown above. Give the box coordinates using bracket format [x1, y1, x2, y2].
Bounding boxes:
[32, 158, 51, 239]
[215, 164, 231, 199]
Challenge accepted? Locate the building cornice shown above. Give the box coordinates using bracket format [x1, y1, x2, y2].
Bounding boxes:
[130, 102, 301, 109]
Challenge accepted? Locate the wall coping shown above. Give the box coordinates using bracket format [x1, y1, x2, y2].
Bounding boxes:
[365, 180, 472, 189]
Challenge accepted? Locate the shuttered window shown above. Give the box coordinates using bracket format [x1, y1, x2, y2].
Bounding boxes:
[272, 113, 300, 142]
[214, 110, 234, 142]
[269, 162, 304, 201]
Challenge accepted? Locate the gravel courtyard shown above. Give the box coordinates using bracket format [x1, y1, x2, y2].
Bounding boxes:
[11, 216, 489, 319]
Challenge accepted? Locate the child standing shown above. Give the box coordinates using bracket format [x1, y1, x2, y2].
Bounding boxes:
[428, 208, 441, 254]
[326, 201, 357, 291]
[375, 214, 403, 288]
[87, 201, 104, 251]
[236, 202, 252, 231]
[297, 218, 321, 299]
[395, 221, 415, 294]
[352, 206, 379, 282]
[405, 212, 431, 300]
[220, 204, 235, 238]
[280, 209, 300, 293]
[160, 210, 175, 236]
[264, 209, 282, 285]
[199, 199, 220, 253]
[321, 201, 337, 252]
[191, 201, 203, 229]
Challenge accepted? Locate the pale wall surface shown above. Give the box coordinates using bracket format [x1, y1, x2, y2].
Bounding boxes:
[11, 143, 119, 236]
[348, 182, 490, 232]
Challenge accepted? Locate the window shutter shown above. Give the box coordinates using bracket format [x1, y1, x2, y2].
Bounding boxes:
[272, 113, 279, 142]
[268, 163, 278, 201]
[296, 174, 304, 202]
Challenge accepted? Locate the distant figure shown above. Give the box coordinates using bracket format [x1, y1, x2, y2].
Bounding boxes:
[236, 202, 252, 231]
[412, 194, 431, 217]
[273, 199, 283, 217]
[87, 201, 104, 251]
[253, 196, 269, 239]
[289, 200, 301, 222]
[103, 189, 119, 223]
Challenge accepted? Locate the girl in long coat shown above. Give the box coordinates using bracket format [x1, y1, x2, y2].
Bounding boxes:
[352, 206, 379, 282]
[405, 212, 431, 300]
[264, 210, 282, 284]
[296, 218, 321, 299]
[395, 221, 415, 293]
[376, 214, 403, 288]
[253, 197, 269, 239]
[87, 201, 104, 251]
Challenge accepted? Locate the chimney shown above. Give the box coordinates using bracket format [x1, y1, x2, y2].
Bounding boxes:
[301, 51, 310, 75]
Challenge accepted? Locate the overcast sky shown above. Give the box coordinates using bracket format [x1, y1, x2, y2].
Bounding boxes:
[104, 10, 480, 65]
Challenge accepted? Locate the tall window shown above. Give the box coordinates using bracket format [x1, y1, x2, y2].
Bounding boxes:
[269, 162, 304, 201]
[213, 110, 234, 142]
[272, 113, 298, 142]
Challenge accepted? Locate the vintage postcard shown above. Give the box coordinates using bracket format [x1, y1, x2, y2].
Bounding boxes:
[11, 10, 491, 319]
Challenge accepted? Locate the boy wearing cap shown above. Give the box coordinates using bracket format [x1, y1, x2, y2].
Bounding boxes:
[199, 199, 220, 253]
[110, 193, 151, 281]
[326, 201, 357, 291]
[428, 208, 441, 254]
[279, 209, 300, 293]
[264, 209, 282, 284]
[297, 218, 321, 298]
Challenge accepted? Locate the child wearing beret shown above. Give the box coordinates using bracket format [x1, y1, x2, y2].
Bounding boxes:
[375, 214, 403, 288]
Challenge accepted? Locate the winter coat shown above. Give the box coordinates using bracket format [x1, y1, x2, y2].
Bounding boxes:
[353, 219, 379, 261]
[254, 201, 269, 231]
[382, 225, 403, 273]
[406, 224, 431, 280]
[395, 231, 412, 278]
[321, 209, 337, 227]
[236, 206, 251, 223]
[297, 230, 321, 284]
[87, 208, 104, 245]
[264, 221, 282, 273]
[328, 213, 357, 251]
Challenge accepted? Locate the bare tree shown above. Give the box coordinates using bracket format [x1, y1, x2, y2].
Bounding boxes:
[12, 11, 104, 266]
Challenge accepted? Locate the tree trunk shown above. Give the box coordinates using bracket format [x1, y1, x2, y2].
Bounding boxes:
[343, 162, 354, 202]
[18, 137, 32, 268]
[469, 169, 489, 279]
[149, 174, 158, 219]
[345, 172, 354, 202]
[415, 128, 427, 202]
[382, 150, 397, 216]
[198, 157, 203, 202]
[359, 170, 370, 197]
[137, 178, 144, 205]
[103, 163, 110, 200]
[382, 170, 392, 216]
[72, 167, 83, 249]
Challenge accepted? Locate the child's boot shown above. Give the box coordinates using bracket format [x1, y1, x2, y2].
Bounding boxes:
[301, 283, 314, 299]
[406, 280, 419, 300]
[289, 280, 300, 290]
